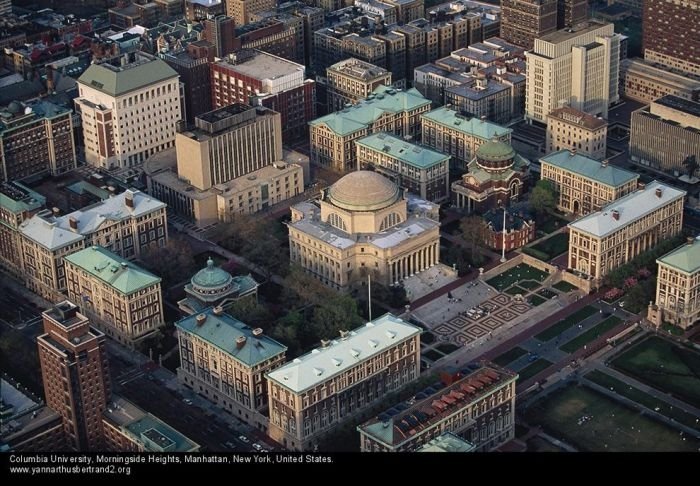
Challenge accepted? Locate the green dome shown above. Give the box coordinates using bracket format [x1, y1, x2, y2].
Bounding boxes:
[191, 258, 232, 290]
[476, 138, 516, 163]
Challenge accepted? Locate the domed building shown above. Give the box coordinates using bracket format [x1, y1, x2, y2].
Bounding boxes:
[288, 171, 441, 290]
[177, 258, 259, 314]
[451, 136, 529, 213]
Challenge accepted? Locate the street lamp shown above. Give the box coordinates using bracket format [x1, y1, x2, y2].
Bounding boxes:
[500, 206, 507, 263]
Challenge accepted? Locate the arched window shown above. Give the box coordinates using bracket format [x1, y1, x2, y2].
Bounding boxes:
[327, 213, 347, 232]
[379, 212, 402, 231]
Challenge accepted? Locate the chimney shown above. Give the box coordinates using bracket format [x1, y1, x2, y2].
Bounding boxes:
[252, 328, 263, 337]
[612, 209, 620, 220]
[480, 115, 486, 123]
[569, 148, 577, 156]
[52, 207, 60, 216]
[687, 236, 696, 245]
[601, 159, 608, 168]
[107, 185, 116, 194]
[236, 336, 247, 349]
[655, 188, 662, 198]
[196, 313, 207, 326]
[638, 181, 646, 191]
[339, 330, 349, 340]
[212, 306, 224, 315]
[125, 190, 134, 208]
[69, 216, 78, 230]
[320, 339, 330, 348]
[120, 262, 127, 269]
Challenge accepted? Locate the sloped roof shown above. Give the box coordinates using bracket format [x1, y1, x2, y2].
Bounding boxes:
[78, 57, 177, 97]
[541, 150, 638, 188]
[657, 239, 700, 274]
[356, 133, 450, 169]
[421, 106, 511, 140]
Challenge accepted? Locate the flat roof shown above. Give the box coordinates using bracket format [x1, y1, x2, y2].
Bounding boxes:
[547, 106, 607, 130]
[266, 314, 421, 394]
[356, 133, 450, 169]
[421, 106, 511, 140]
[328, 57, 389, 80]
[540, 150, 637, 187]
[569, 181, 686, 238]
[538, 20, 610, 44]
[215, 50, 303, 81]
[212, 163, 301, 195]
[417, 432, 476, 452]
[657, 238, 700, 274]
[654, 95, 700, 118]
[445, 79, 509, 100]
[0, 181, 45, 215]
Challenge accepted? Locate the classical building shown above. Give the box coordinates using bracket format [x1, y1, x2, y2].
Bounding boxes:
[326, 58, 392, 113]
[421, 107, 512, 170]
[178, 258, 259, 315]
[483, 208, 535, 251]
[356, 133, 451, 202]
[211, 50, 316, 143]
[545, 107, 607, 160]
[0, 100, 76, 183]
[451, 137, 529, 213]
[175, 306, 287, 428]
[568, 181, 685, 282]
[19, 190, 167, 301]
[540, 150, 638, 216]
[619, 58, 700, 104]
[37, 301, 111, 451]
[226, 0, 276, 26]
[629, 96, 700, 176]
[357, 363, 517, 452]
[416, 432, 476, 452]
[75, 52, 181, 170]
[648, 238, 700, 330]
[309, 86, 431, 172]
[643, 0, 700, 77]
[266, 313, 421, 451]
[288, 171, 441, 290]
[444, 76, 513, 125]
[500, 0, 557, 49]
[102, 396, 200, 452]
[0, 182, 45, 278]
[525, 21, 621, 124]
[63, 246, 164, 347]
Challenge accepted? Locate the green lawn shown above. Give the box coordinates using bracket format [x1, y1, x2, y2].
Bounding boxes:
[535, 305, 598, 342]
[539, 214, 569, 234]
[612, 336, 700, 408]
[522, 385, 700, 452]
[493, 346, 528, 367]
[487, 263, 549, 291]
[559, 315, 623, 353]
[505, 285, 527, 296]
[537, 288, 557, 300]
[517, 358, 554, 382]
[423, 349, 445, 362]
[435, 343, 459, 355]
[519, 280, 541, 290]
[553, 281, 577, 292]
[529, 295, 547, 307]
[585, 370, 700, 432]
[526, 232, 570, 261]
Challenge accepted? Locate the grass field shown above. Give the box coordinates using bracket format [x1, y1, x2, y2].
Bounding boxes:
[487, 263, 549, 291]
[535, 305, 598, 342]
[559, 315, 623, 353]
[423, 349, 444, 362]
[493, 347, 528, 367]
[539, 214, 569, 234]
[519, 280, 541, 290]
[529, 295, 547, 307]
[612, 336, 700, 408]
[537, 288, 557, 300]
[526, 233, 570, 261]
[435, 343, 459, 355]
[585, 370, 700, 432]
[553, 281, 577, 292]
[505, 285, 527, 296]
[522, 385, 700, 452]
[517, 358, 553, 382]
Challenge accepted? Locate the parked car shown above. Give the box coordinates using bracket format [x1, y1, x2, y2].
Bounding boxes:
[238, 435, 250, 443]
[182, 398, 193, 405]
[252, 443, 263, 451]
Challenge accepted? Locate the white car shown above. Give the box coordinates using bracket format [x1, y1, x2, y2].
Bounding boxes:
[252, 443, 263, 451]
[238, 435, 250, 443]
[182, 398, 193, 405]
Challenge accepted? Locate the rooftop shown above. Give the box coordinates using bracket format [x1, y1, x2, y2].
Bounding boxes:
[310, 85, 431, 136]
[421, 106, 513, 140]
[64, 246, 161, 295]
[657, 238, 700, 274]
[216, 49, 304, 82]
[0, 182, 45, 215]
[211, 163, 301, 195]
[356, 133, 450, 169]
[621, 58, 700, 89]
[266, 314, 421, 394]
[327, 57, 389, 81]
[569, 181, 686, 238]
[175, 307, 286, 367]
[445, 78, 509, 101]
[541, 150, 638, 187]
[547, 106, 607, 130]
[327, 170, 401, 212]
[78, 53, 178, 97]
[538, 20, 611, 44]
[358, 363, 516, 447]
[654, 95, 700, 119]
[417, 432, 476, 452]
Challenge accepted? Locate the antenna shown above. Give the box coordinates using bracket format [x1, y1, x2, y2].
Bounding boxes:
[368, 273, 372, 322]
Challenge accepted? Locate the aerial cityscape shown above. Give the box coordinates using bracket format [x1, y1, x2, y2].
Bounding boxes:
[0, 0, 699, 470]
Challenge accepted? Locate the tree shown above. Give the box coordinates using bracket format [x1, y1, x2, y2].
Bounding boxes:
[310, 295, 364, 341]
[225, 297, 273, 329]
[683, 155, 699, 178]
[219, 214, 289, 278]
[459, 215, 488, 266]
[139, 236, 198, 288]
[529, 180, 557, 216]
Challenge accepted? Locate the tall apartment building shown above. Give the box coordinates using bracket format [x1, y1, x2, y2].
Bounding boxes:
[0, 100, 76, 183]
[19, 190, 167, 301]
[176, 104, 283, 191]
[309, 85, 431, 172]
[233, 15, 303, 65]
[546, 106, 608, 160]
[648, 238, 700, 330]
[643, 0, 700, 76]
[203, 15, 236, 58]
[500, 0, 557, 49]
[525, 21, 621, 124]
[358, 363, 517, 452]
[161, 44, 213, 124]
[568, 181, 685, 282]
[211, 50, 316, 143]
[444, 75, 513, 124]
[64, 246, 164, 347]
[0, 182, 45, 278]
[37, 301, 111, 451]
[557, 0, 587, 29]
[75, 52, 181, 170]
[540, 150, 638, 215]
[266, 313, 422, 451]
[185, 0, 225, 21]
[326, 58, 392, 113]
[288, 171, 441, 290]
[619, 58, 700, 104]
[175, 306, 287, 428]
[356, 133, 451, 202]
[421, 106, 512, 170]
[629, 96, 700, 175]
[226, 0, 276, 25]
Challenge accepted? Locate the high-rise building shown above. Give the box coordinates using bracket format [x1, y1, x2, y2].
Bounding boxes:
[37, 301, 111, 451]
[203, 15, 236, 58]
[75, 52, 181, 170]
[0, 100, 77, 183]
[326, 58, 392, 113]
[525, 21, 621, 124]
[500, 0, 557, 49]
[545, 106, 608, 160]
[266, 314, 422, 451]
[211, 50, 316, 143]
[557, 0, 587, 29]
[619, 58, 700, 104]
[643, 0, 700, 76]
[160, 44, 213, 124]
[226, 0, 276, 26]
[0, 182, 45, 278]
[185, 0, 225, 21]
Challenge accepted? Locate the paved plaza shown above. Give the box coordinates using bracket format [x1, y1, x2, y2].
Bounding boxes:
[402, 263, 458, 302]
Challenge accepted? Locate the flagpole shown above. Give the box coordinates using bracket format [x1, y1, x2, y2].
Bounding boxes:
[368, 273, 372, 322]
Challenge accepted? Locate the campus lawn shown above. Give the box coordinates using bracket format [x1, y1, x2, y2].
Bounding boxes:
[517, 358, 553, 382]
[553, 281, 577, 292]
[559, 315, 623, 353]
[493, 347, 528, 367]
[534, 305, 597, 342]
[486, 264, 549, 291]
